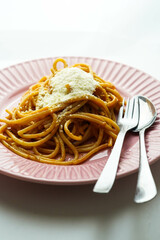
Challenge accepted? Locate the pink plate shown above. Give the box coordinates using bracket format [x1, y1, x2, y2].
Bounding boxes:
[0, 57, 160, 185]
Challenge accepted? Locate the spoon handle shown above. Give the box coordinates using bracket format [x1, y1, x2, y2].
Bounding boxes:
[134, 129, 157, 203]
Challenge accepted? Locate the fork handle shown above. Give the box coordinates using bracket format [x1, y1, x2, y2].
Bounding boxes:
[134, 129, 157, 203]
[93, 130, 126, 193]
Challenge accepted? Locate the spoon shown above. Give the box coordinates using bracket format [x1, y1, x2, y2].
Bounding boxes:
[133, 96, 157, 203]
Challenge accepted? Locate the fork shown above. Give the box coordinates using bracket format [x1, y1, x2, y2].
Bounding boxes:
[93, 96, 139, 193]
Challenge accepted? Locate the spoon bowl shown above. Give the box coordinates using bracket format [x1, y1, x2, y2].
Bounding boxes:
[134, 96, 157, 132]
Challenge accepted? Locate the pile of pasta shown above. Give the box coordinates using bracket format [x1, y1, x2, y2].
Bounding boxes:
[0, 58, 123, 165]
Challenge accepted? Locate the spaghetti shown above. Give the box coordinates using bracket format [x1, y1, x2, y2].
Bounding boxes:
[0, 58, 123, 165]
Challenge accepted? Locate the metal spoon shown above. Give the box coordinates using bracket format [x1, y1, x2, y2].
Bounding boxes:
[134, 96, 157, 203]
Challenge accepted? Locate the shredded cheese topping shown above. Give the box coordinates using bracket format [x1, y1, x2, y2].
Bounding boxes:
[37, 67, 99, 109]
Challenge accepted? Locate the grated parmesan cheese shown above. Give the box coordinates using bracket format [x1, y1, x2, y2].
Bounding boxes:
[36, 67, 100, 109]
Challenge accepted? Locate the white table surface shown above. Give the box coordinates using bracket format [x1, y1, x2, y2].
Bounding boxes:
[0, 1, 160, 239]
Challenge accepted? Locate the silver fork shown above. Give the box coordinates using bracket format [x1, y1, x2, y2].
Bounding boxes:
[93, 96, 139, 193]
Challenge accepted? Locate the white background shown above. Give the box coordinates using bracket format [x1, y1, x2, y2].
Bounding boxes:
[0, 0, 160, 239]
